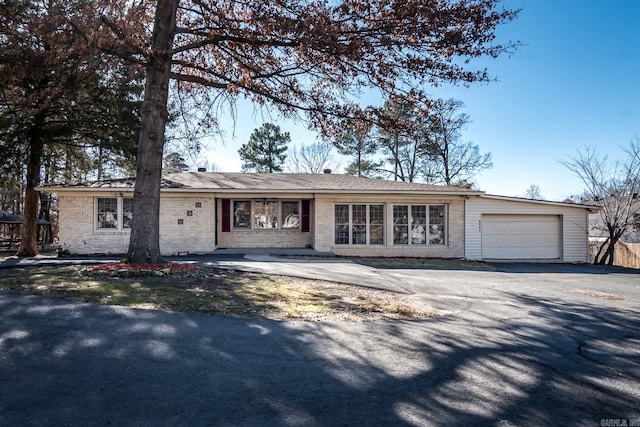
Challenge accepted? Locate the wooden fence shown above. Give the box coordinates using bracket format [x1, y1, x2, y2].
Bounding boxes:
[589, 240, 640, 269]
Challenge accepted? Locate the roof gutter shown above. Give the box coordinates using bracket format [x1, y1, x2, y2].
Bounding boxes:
[481, 193, 599, 211]
[38, 186, 484, 197]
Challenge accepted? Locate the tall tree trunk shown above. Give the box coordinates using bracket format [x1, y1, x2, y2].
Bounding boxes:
[16, 118, 45, 257]
[64, 145, 73, 183]
[126, 0, 178, 264]
[605, 231, 623, 266]
[593, 237, 609, 265]
[393, 135, 399, 181]
[97, 144, 104, 180]
[443, 134, 451, 185]
[595, 230, 621, 266]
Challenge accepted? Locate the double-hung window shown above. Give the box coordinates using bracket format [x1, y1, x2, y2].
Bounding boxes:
[334, 204, 385, 245]
[122, 198, 133, 229]
[428, 205, 445, 244]
[96, 197, 133, 231]
[393, 204, 446, 245]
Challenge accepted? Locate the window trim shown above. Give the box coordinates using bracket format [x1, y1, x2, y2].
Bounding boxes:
[334, 203, 386, 246]
[392, 203, 447, 246]
[95, 196, 133, 232]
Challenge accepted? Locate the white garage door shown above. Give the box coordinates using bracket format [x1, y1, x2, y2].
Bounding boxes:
[482, 215, 562, 260]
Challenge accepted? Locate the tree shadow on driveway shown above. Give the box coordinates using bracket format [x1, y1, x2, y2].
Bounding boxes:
[0, 290, 638, 426]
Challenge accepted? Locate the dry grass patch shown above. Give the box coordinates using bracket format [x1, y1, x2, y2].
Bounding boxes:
[348, 257, 494, 270]
[0, 266, 434, 322]
[271, 255, 493, 270]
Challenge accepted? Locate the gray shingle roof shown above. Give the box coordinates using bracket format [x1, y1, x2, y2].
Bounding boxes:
[61, 177, 185, 189]
[44, 172, 483, 195]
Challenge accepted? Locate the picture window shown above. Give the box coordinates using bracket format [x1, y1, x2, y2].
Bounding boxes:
[231, 200, 301, 231]
[254, 200, 279, 229]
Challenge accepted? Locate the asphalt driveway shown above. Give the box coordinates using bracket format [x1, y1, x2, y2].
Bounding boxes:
[1, 257, 639, 426]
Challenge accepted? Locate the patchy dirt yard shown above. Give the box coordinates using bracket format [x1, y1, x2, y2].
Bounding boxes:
[0, 264, 434, 322]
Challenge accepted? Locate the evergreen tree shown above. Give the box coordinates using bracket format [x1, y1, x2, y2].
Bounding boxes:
[163, 152, 189, 173]
[238, 123, 289, 173]
[0, 0, 143, 255]
[335, 127, 380, 178]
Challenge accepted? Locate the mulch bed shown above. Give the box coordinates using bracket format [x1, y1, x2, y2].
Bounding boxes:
[86, 262, 200, 277]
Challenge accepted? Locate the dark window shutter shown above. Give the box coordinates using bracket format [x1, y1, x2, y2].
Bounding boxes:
[221, 199, 231, 232]
[301, 199, 310, 232]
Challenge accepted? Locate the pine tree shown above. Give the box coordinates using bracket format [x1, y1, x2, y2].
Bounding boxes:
[238, 123, 290, 173]
[0, 2, 142, 256]
[335, 127, 380, 178]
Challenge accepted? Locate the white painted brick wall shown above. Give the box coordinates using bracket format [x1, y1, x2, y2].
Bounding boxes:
[217, 230, 312, 248]
[58, 192, 466, 257]
[159, 196, 216, 254]
[58, 193, 215, 255]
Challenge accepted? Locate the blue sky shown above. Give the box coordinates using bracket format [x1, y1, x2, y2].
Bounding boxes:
[197, 0, 640, 201]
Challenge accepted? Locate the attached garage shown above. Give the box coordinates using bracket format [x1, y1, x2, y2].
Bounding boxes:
[42, 172, 596, 262]
[465, 195, 596, 263]
[481, 214, 561, 260]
